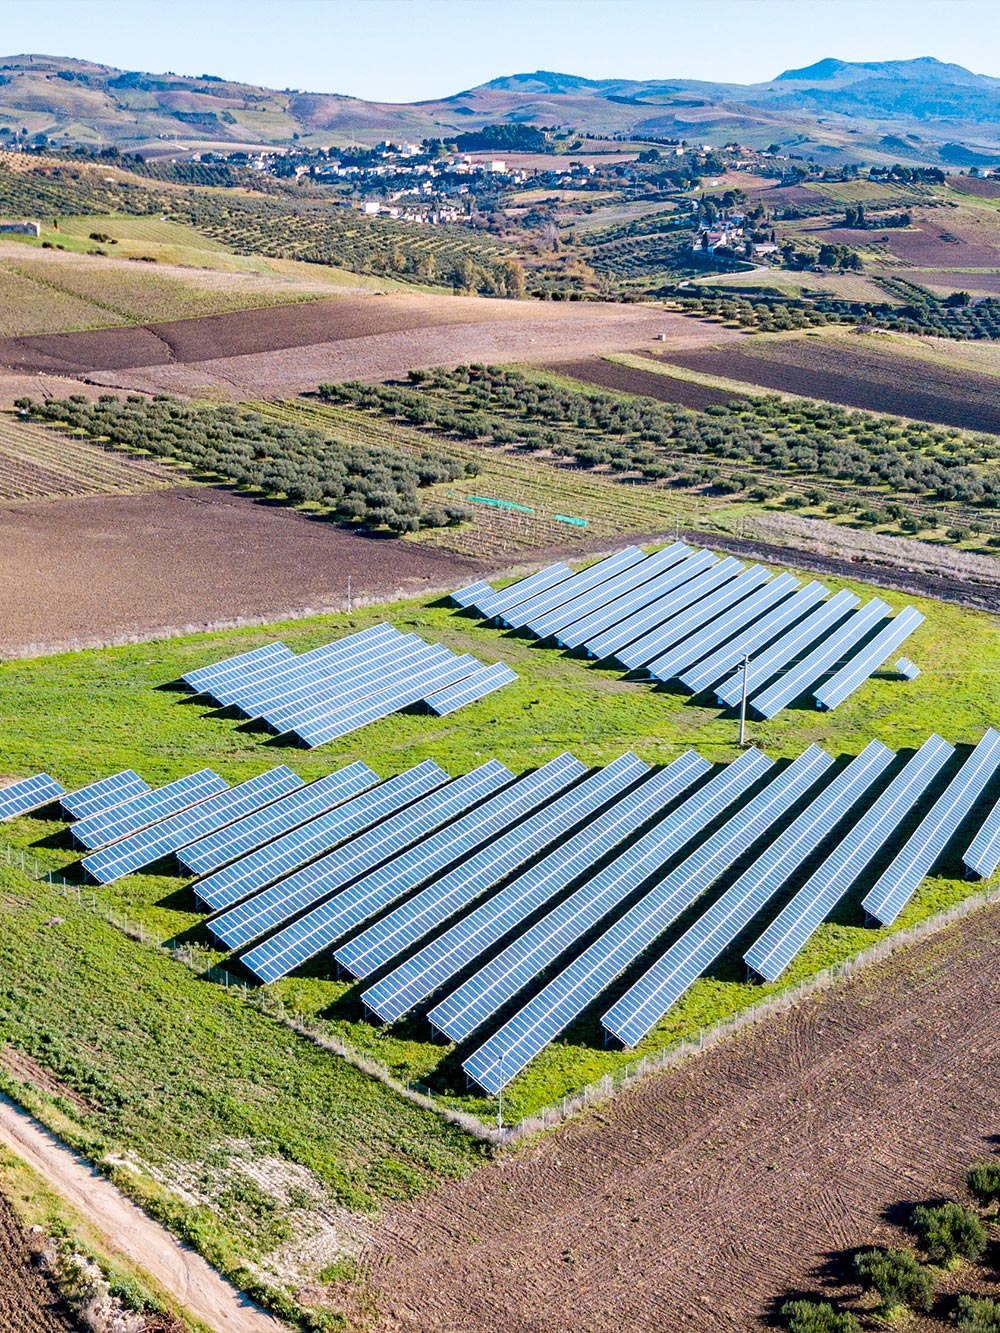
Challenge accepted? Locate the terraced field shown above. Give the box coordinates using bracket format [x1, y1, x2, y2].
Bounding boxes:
[0, 416, 178, 502]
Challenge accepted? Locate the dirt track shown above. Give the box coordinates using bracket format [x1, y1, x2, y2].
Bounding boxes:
[0, 1096, 283, 1333]
[366, 903, 1000, 1333]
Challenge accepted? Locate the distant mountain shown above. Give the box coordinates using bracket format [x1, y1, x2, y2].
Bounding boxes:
[0, 53, 997, 164]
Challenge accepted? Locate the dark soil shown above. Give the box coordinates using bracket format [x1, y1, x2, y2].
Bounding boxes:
[0, 1195, 76, 1333]
[548, 356, 739, 409]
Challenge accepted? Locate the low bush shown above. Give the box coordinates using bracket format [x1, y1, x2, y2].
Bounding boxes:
[911, 1201, 986, 1265]
[780, 1297, 861, 1332]
[968, 1162, 1000, 1203]
[956, 1294, 1000, 1332]
[853, 1248, 933, 1312]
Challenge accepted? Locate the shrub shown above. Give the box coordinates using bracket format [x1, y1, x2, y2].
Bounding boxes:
[853, 1248, 933, 1312]
[780, 1297, 861, 1332]
[968, 1162, 1000, 1202]
[911, 1201, 986, 1265]
[956, 1295, 1000, 1332]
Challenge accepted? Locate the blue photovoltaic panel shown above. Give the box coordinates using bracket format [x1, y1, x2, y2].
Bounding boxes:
[618, 565, 771, 671]
[210, 761, 511, 950]
[604, 741, 894, 1045]
[716, 589, 860, 709]
[362, 753, 651, 1023]
[558, 550, 718, 651]
[231, 629, 413, 717]
[500, 548, 646, 629]
[240, 753, 586, 984]
[451, 579, 494, 609]
[646, 572, 800, 684]
[750, 598, 891, 720]
[182, 640, 292, 692]
[72, 769, 229, 850]
[178, 762, 380, 876]
[863, 728, 1000, 926]
[746, 734, 954, 979]
[0, 773, 66, 822]
[81, 767, 304, 884]
[210, 624, 402, 709]
[61, 771, 150, 821]
[813, 607, 925, 711]
[461, 746, 778, 1093]
[475, 564, 573, 621]
[586, 557, 743, 662]
[194, 760, 448, 911]
[896, 658, 920, 681]
[539, 543, 693, 645]
[428, 751, 711, 1043]
[964, 786, 1000, 880]
[334, 755, 623, 980]
[424, 662, 518, 716]
[680, 581, 829, 696]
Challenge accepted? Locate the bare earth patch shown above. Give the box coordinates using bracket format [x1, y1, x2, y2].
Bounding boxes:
[0, 1192, 75, 1333]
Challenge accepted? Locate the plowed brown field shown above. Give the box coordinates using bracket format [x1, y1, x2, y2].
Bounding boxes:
[0, 1194, 75, 1333]
[366, 903, 1000, 1333]
[549, 356, 738, 408]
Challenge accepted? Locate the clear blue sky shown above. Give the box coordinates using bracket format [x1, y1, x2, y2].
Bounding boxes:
[2, 0, 998, 101]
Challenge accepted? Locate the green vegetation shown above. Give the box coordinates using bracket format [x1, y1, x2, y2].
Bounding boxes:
[780, 1299, 860, 1333]
[957, 1296, 1000, 1332]
[910, 1201, 986, 1266]
[853, 1248, 934, 1314]
[967, 1161, 1000, 1203]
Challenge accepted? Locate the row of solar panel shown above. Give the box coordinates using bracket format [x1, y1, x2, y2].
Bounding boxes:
[452, 546, 922, 718]
[180, 623, 517, 746]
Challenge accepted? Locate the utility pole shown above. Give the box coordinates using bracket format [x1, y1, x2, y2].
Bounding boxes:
[347, 575, 352, 614]
[739, 653, 750, 748]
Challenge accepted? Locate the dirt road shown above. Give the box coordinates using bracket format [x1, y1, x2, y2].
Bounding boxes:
[0, 1096, 285, 1333]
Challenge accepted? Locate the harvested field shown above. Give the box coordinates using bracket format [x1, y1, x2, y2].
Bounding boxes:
[912, 269, 1000, 298]
[0, 415, 177, 502]
[0, 1192, 75, 1333]
[547, 355, 738, 408]
[661, 334, 1000, 434]
[366, 901, 1000, 1333]
[882, 215, 1000, 268]
[949, 176, 1000, 199]
[0, 486, 480, 656]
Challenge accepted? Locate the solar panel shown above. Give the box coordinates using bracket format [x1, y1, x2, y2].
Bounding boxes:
[199, 624, 399, 705]
[747, 734, 954, 979]
[335, 755, 624, 981]
[60, 771, 151, 821]
[680, 581, 830, 696]
[208, 763, 509, 950]
[646, 572, 800, 685]
[749, 598, 891, 720]
[240, 753, 586, 984]
[813, 607, 925, 711]
[182, 640, 293, 692]
[896, 658, 920, 681]
[71, 769, 229, 850]
[474, 563, 573, 621]
[500, 548, 647, 629]
[585, 557, 744, 662]
[862, 729, 1000, 927]
[460, 746, 776, 1093]
[716, 589, 860, 709]
[603, 740, 894, 1045]
[526, 544, 692, 642]
[451, 579, 495, 609]
[178, 762, 380, 876]
[229, 629, 415, 717]
[558, 549, 717, 652]
[424, 662, 518, 716]
[0, 773, 66, 822]
[81, 767, 304, 884]
[194, 760, 449, 912]
[427, 751, 712, 1043]
[361, 753, 651, 1023]
[964, 785, 1000, 880]
[617, 565, 772, 671]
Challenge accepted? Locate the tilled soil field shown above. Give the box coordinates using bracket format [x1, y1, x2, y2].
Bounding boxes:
[367, 903, 1000, 1333]
[0, 1194, 76, 1333]
[661, 336, 1000, 433]
[0, 486, 481, 656]
[548, 356, 739, 409]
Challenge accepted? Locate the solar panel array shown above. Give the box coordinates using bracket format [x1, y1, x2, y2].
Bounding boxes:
[61, 770, 151, 821]
[183, 623, 516, 746]
[0, 773, 66, 822]
[452, 546, 921, 719]
[896, 658, 920, 681]
[72, 769, 229, 850]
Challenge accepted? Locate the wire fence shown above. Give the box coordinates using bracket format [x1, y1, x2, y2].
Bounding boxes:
[3, 836, 996, 1147]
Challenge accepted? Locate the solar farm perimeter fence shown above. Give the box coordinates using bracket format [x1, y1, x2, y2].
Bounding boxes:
[4, 833, 998, 1147]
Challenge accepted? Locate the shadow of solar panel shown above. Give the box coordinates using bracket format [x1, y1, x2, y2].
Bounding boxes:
[558, 549, 716, 651]
[362, 753, 651, 1024]
[587, 557, 742, 662]
[424, 662, 518, 716]
[618, 566, 771, 671]
[604, 740, 894, 1044]
[194, 760, 448, 912]
[475, 563, 573, 621]
[500, 548, 646, 629]
[460, 746, 776, 1094]
[0, 773, 66, 822]
[182, 640, 293, 693]
[241, 753, 585, 984]
[72, 769, 229, 850]
[61, 771, 151, 822]
[428, 751, 711, 1044]
[813, 607, 924, 711]
[178, 762, 380, 876]
[749, 598, 890, 720]
[746, 734, 954, 979]
[863, 729, 1000, 926]
[81, 767, 304, 885]
[210, 762, 510, 950]
[244, 633, 425, 722]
